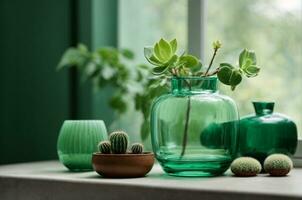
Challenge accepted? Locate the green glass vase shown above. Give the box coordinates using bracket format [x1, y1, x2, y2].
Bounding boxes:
[238, 102, 297, 165]
[57, 120, 108, 171]
[151, 77, 239, 177]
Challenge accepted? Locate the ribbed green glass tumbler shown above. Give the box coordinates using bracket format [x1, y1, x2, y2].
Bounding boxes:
[57, 120, 108, 171]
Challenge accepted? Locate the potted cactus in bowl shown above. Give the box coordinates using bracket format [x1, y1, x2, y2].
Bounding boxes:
[92, 131, 154, 178]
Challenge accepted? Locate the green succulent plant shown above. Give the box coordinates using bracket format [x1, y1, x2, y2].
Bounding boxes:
[264, 154, 293, 176]
[144, 38, 260, 91]
[98, 141, 111, 154]
[144, 38, 201, 76]
[109, 131, 129, 154]
[131, 143, 144, 154]
[230, 157, 262, 177]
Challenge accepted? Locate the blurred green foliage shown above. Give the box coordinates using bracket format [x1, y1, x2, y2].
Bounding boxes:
[57, 44, 169, 141]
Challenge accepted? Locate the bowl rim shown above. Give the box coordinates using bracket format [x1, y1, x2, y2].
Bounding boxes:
[93, 152, 154, 157]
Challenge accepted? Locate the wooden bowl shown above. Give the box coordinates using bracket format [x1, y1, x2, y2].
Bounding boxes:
[92, 152, 154, 178]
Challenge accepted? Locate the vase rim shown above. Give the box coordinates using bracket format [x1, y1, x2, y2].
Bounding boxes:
[171, 76, 218, 93]
[252, 101, 275, 104]
[171, 76, 217, 80]
[252, 101, 275, 115]
[63, 119, 105, 123]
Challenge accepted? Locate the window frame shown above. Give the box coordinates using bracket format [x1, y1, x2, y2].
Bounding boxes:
[188, 0, 302, 166]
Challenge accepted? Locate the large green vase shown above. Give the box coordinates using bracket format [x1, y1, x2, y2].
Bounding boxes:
[151, 77, 239, 177]
[57, 120, 108, 171]
[238, 102, 298, 164]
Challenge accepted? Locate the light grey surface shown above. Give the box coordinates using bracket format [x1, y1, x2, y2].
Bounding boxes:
[0, 161, 301, 200]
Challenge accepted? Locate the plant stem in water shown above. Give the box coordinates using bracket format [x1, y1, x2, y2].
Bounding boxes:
[180, 96, 191, 157]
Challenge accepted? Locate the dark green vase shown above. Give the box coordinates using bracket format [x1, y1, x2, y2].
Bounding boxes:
[238, 102, 297, 164]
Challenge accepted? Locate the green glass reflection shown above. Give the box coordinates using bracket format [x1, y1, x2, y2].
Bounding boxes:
[238, 102, 297, 165]
[57, 120, 108, 171]
[151, 77, 239, 177]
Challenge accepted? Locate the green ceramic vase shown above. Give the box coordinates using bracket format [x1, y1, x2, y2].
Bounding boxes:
[57, 120, 108, 171]
[238, 102, 298, 164]
[151, 77, 239, 177]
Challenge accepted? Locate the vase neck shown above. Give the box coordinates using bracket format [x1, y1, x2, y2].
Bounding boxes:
[171, 77, 218, 95]
[253, 102, 274, 115]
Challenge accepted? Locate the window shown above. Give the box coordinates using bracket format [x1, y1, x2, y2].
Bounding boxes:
[117, 0, 188, 148]
[205, 0, 302, 137]
[119, 0, 188, 63]
[118, 0, 302, 148]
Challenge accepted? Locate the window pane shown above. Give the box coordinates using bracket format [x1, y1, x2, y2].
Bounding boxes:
[117, 0, 188, 146]
[119, 0, 188, 63]
[206, 0, 302, 136]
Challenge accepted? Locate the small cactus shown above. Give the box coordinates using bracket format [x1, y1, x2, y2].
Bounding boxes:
[231, 157, 262, 177]
[98, 141, 111, 154]
[131, 143, 144, 154]
[264, 154, 293, 176]
[109, 131, 129, 154]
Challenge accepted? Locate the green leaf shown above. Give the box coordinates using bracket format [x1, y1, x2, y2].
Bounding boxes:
[78, 43, 88, 52]
[241, 59, 253, 70]
[217, 66, 233, 85]
[98, 48, 119, 65]
[154, 43, 164, 62]
[120, 49, 134, 59]
[134, 94, 143, 110]
[144, 46, 153, 58]
[243, 65, 260, 77]
[217, 66, 242, 90]
[109, 94, 127, 113]
[179, 55, 199, 68]
[152, 66, 169, 75]
[166, 55, 178, 67]
[220, 63, 234, 68]
[138, 64, 149, 69]
[84, 62, 99, 78]
[144, 47, 163, 66]
[158, 38, 172, 60]
[170, 38, 177, 54]
[149, 55, 164, 66]
[191, 62, 202, 73]
[229, 70, 242, 90]
[57, 47, 89, 70]
[239, 49, 256, 68]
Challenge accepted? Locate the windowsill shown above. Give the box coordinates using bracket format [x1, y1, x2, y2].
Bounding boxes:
[293, 140, 302, 167]
[1, 161, 302, 200]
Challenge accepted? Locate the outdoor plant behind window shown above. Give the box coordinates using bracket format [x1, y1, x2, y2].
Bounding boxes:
[119, 0, 302, 138]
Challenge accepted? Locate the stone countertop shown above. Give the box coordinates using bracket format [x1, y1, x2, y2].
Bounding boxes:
[0, 161, 301, 200]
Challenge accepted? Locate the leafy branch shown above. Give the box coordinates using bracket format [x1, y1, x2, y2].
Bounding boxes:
[57, 44, 163, 140]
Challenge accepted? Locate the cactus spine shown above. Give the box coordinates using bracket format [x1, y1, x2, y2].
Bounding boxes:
[98, 141, 111, 154]
[131, 143, 144, 154]
[109, 131, 129, 154]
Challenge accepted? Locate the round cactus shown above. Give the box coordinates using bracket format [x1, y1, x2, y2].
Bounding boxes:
[231, 157, 262, 177]
[109, 131, 129, 154]
[264, 154, 293, 176]
[131, 143, 144, 154]
[98, 141, 111, 154]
